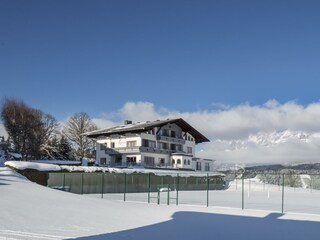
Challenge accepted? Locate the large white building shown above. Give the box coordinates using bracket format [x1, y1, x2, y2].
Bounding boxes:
[85, 118, 214, 172]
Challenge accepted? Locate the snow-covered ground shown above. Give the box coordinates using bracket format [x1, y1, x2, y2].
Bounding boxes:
[1, 167, 320, 240]
[85, 178, 320, 215]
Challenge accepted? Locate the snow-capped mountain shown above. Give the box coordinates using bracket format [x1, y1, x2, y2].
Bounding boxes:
[223, 130, 312, 151]
[199, 130, 320, 168]
[248, 130, 309, 146]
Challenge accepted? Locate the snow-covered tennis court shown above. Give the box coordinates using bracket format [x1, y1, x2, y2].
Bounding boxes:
[85, 178, 320, 215]
[2, 167, 320, 239]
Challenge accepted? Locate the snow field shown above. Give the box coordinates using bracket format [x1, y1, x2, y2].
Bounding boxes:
[2, 167, 320, 240]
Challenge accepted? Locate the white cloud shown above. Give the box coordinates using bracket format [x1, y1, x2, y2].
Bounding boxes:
[119, 102, 164, 122]
[92, 118, 117, 129]
[197, 131, 320, 166]
[89, 100, 320, 166]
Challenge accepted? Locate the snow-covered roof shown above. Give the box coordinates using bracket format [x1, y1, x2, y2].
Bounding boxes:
[31, 160, 81, 165]
[84, 118, 210, 144]
[5, 161, 223, 177]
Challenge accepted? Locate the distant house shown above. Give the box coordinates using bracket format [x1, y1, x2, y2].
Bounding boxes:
[85, 118, 214, 172]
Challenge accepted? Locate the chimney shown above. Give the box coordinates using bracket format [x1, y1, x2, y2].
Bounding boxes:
[124, 120, 132, 125]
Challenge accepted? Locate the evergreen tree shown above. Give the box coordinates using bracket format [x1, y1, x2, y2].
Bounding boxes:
[58, 136, 74, 160]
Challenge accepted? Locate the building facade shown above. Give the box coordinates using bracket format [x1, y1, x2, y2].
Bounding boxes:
[85, 118, 214, 172]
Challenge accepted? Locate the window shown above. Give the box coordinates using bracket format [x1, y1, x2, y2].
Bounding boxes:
[205, 163, 210, 171]
[144, 156, 155, 166]
[160, 158, 165, 164]
[142, 139, 148, 147]
[100, 144, 107, 151]
[100, 158, 107, 165]
[177, 159, 181, 164]
[170, 144, 176, 151]
[161, 142, 168, 149]
[176, 145, 182, 151]
[187, 147, 192, 154]
[149, 140, 156, 148]
[196, 162, 202, 171]
[188, 159, 190, 165]
[127, 157, 137, 165]
[172, 159, 175, 164]
[171, 130, 176, 138]
[148, 129, 155, 135]
[142, 139, 156, 148]
[126, 141, 136, 147]
[111, 142, 115, 148]
[162, 129, 169, 136]
[115, 156, 122, 163]
[184, 159, 186, 165]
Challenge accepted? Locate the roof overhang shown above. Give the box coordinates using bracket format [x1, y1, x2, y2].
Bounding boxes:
[84, 118, 210, 144]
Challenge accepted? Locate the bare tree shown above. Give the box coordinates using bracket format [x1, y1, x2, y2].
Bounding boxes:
[37, 114, 59, 159]
[62, 112, 97, 162]
[1, 98, 59, 160]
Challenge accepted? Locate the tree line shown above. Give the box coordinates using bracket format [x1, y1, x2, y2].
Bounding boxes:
[1, 98, 97, 163]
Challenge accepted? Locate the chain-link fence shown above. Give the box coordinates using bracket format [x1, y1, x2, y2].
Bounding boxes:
[47, 172, 320, 215]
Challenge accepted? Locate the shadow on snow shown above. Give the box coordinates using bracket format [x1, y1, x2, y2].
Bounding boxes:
[73, 211, 320, 240]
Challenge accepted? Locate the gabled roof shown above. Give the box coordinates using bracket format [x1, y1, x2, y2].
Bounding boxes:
[84, 118, 210, 143]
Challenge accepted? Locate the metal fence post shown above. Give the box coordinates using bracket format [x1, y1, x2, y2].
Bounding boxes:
[176, 173, 179, 205]
[207, 173, 209, 207]
[242, 173, 244, 210]
[148, 173, 151, 203]
[236, 178, 237, 190]
[101, 173, 104, 199]
[81, 173, 84, 195]
[167, 184, 170, 205]
[124, 173, 127, 202]
[281, 174, 285, 213]
[63, 173, 66, 191]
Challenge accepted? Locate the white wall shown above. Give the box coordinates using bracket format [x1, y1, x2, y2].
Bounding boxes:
[171, 155, 193, 169]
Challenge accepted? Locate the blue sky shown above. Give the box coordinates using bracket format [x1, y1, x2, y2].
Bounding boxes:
[1, 1, 320, 165]
[1, 0, 320, 121]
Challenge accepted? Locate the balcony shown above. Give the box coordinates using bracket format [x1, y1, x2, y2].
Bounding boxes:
[105, 146, 173, 155]
[105, 147, 140, 155]
[157, 135, 185, 144]
[140, 146, 173, 154]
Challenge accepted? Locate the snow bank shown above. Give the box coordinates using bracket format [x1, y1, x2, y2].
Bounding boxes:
[5, 161, 61, 171]
[5, 161, 223, 177]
